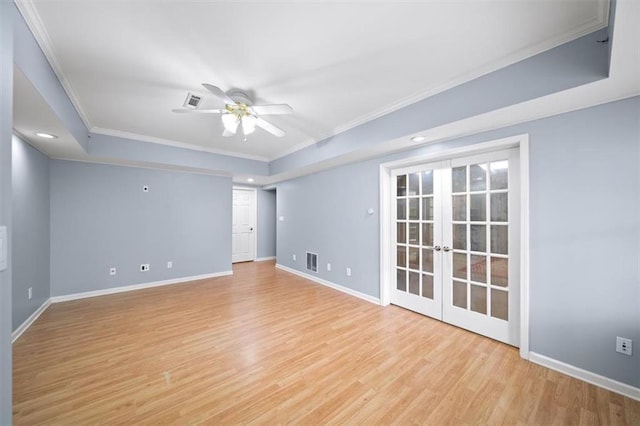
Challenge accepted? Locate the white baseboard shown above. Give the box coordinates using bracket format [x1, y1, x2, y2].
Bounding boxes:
[255, 256, 276, 262]
[275, 263, 381, 306]
[50, 270, 233, 303]
[12, 298, 51, 343]
[529, 352, 640, 401]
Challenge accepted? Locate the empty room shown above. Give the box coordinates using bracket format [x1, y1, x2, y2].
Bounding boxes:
[1, 0, 639, 424]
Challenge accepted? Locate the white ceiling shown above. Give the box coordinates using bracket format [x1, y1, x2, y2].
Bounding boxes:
[16, 0, 609, 161]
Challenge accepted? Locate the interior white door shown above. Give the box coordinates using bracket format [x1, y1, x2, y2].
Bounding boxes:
[392, 161, 445, 319]
[442, 150, 520, 346]
[232, 188, 256, 263]
[391, 149, 520, 346]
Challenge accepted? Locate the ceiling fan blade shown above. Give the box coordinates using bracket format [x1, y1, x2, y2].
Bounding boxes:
[250, 104, 293, 115]
[172, 108, 225, 114]
[256, 117, 286, 137]
[222, 129, 235, 137]
[202, 83, 236, 105]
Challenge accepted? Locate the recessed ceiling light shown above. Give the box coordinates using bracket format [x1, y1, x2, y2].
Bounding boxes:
[35, 132, 58, 139]
[247, 178, 254, 183]
[410, 135, 426, 142]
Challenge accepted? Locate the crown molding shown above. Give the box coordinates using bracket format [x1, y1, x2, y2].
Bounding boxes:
[90, 127, 271, 162]
[49, 155, 235, 178]
[270, 133, 330, 161]
[14, 0, 93, 129]
[263, 87, 638, 187]
[321, 3, 611, 143]
[271, 0, 610, 161]
[14, 0, 610, 165]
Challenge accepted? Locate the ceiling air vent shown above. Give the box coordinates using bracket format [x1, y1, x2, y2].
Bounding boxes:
[183, 93, 202, 109]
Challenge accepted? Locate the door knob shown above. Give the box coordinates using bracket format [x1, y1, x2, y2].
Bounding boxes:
[433, 245, 441, 251]
[250, 227, 254, 231]
[443, 246, 451, 252]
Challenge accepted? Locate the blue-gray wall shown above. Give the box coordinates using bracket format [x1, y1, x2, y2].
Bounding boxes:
[257, 188, 276, 259]
[270, 28, 610, 176]
[50, 161, 233, 296]
[12, 5, 88, 150]
[12, 136, 50, 330]
[276, 96, 640, 388]
[528, 97, 639, 388]
[88, 133, 270, 177]
[0, 0, 14, 420]
[277, 159, 379, 295]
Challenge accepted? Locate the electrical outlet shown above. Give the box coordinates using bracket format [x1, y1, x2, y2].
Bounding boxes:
[28, 287, 32, 300]
[346, 267, 352, 277]
[292, 254, 296, 261]
[140, 264, 150, 272]
[167, 261, 173, 269]
[616, 337, 632, 356]
[109, 267, 116, 276]
[327, 263, 331, 271]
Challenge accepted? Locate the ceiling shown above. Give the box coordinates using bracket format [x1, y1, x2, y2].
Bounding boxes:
[13, 65, 86, 160]
[15, 0, 609, 162]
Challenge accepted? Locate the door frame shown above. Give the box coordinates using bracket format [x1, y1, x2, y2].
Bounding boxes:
[379, 134, 530, 359]
[232, 186, 258, 263]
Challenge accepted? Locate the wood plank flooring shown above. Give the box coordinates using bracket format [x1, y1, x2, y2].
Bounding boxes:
[13, 261, 640, 424]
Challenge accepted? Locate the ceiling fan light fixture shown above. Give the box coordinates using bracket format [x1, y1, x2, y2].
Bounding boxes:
[242, 115, 257, 135]
[175, 83, 292, 139]
[221, 113, 239, 134]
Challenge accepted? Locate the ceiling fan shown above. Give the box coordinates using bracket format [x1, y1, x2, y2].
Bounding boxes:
[172, 83, 293, 140]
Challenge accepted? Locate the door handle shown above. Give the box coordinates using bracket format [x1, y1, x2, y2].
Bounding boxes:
[433, 245, 441, 251]
[249, 227, 254, 231]
[442, 246, 452, 252]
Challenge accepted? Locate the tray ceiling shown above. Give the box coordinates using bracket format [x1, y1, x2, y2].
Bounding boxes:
[16, 0, 608, 161]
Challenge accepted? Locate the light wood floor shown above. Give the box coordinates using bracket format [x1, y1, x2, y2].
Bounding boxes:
[13, 261, 640, 424]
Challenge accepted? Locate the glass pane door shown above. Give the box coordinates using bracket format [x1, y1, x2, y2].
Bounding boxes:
[389, 148, 520, 347]
[442, 149, 520, 346]
[392, 162, 444, 319]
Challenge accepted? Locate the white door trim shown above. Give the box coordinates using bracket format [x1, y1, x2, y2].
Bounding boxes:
[379, 134, 530, 359]
[232, 186, 257, 263]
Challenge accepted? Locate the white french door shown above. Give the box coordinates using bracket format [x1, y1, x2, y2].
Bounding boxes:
[391, 149, 520, 346]
[392, 160, 445, 319]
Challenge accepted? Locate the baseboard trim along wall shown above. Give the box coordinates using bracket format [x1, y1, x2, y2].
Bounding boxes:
[275, 263, 381, 306]
[12, 298, 52, 343]
[529, 352, 640, 401]
[49, 270, 234, 303]
[13, 271, 234, 343]
[13, 270, 638, 403]
[255, 256, 276, 262]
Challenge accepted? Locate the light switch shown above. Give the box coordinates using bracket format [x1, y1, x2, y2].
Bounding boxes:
[0, 226, 7, 272]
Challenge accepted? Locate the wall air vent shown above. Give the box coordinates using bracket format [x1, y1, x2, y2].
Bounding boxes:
[183, 93, 202, 109]
[306, 252, 318, 273]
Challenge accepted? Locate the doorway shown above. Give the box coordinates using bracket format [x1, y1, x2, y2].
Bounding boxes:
[380, 136, 529, 351]
[232, 187, 257, 263]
